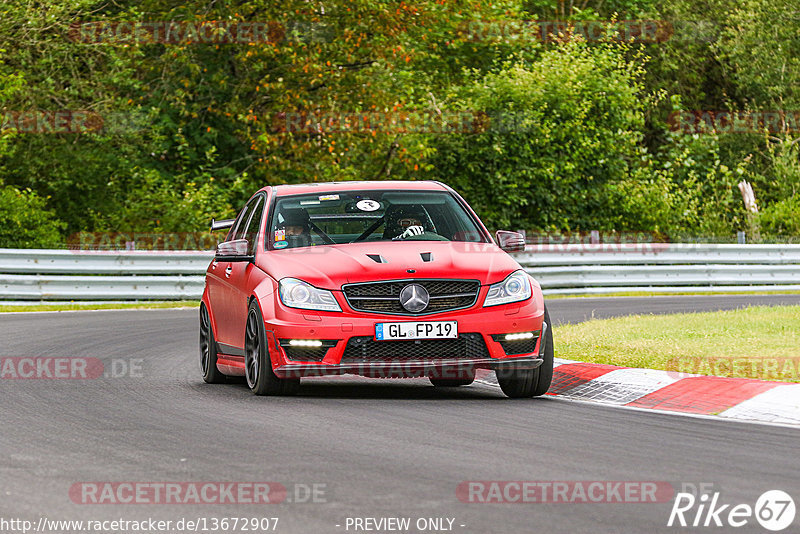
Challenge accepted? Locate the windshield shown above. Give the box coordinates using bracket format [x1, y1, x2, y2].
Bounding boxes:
[267, 190, 487, 250]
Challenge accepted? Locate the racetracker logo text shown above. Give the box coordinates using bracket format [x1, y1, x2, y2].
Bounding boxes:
[69, 482, 287, 504]
[69, 21, 284, 44]
[457, 481, 675, 503]
[0, 357, 142, 379]
[666, 355, 800, 381]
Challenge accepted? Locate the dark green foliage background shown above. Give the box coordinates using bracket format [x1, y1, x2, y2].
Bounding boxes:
[1, 0, 797, 246]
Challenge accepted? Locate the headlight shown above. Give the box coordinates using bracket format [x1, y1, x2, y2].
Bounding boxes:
[483, 270, 532, 307]
[279, 278, 341, 312]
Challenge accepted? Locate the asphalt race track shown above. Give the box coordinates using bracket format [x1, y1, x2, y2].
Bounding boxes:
[2, 295, 800, 534]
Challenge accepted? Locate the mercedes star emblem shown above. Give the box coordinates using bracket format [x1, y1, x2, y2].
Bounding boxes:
[399, 283, 430, 313]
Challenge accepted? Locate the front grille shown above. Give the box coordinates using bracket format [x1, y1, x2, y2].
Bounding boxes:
[491, 333, 540, 356]
[340, 333, 490, 363]
[343, 279, 480, 315]
[279, 339, 337, 362]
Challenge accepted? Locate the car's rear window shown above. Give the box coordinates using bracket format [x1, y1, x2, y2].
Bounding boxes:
[267, 190, 487, 250]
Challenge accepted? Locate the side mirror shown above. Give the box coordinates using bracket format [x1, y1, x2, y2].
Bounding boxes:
[215, 239, 253, 262]
[495, 230, 526, 253]
[211, 218, 235, 232]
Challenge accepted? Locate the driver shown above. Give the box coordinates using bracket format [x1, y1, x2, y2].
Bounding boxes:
[383, 204, 435, 240]
[277, 208, 312, 248]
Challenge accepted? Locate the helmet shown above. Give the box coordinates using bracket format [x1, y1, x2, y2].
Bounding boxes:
[280, 208, 310, 229]
[383, 204, 435, 239]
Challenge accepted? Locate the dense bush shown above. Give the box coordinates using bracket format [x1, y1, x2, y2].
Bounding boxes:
[430, 42, 651, 231]
[0, 185, 65, 248]
[758, 197, 800, 240]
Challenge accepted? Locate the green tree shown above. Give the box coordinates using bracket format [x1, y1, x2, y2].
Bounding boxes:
[430, 40, 656, 231]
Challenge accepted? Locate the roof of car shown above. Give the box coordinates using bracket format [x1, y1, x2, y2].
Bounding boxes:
[267, 180, 449, 197]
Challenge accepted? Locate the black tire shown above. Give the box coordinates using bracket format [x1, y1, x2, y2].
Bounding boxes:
[245, 300, 300, 396]
[200, 304, 226, 384]
[497, 306, 554, 398]
[531, 306, 554, 396]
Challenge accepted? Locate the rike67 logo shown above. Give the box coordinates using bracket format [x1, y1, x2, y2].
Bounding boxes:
[668, 489, 796, 531]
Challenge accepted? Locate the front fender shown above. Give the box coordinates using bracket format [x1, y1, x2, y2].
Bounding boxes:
[251, 274, 278, 319]
[200, 286, 219, 340]
[529, 273, 545, 315]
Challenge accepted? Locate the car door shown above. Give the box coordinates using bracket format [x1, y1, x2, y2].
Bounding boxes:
[226, 193, 266, 351]
[211, 199, 254, 351]
[206, 253, 228, 339]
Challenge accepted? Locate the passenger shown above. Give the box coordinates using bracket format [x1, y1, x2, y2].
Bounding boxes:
[278, 208, 312, 248]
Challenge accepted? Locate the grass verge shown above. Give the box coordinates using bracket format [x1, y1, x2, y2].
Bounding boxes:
[554, 305, 800, 382]
[0, 301, 200, 313]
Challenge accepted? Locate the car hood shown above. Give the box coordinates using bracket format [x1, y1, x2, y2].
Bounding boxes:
[259, 241, 522, 289]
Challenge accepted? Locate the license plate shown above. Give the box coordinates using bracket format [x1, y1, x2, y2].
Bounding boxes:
[375, 321, 458, 341]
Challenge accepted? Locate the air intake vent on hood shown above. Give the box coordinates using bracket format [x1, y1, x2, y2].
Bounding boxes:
[366, 254, 387, 264]
[420, 252, 433, 262]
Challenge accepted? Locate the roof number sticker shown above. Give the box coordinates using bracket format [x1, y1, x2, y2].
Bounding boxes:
[356, 199, 381, 212]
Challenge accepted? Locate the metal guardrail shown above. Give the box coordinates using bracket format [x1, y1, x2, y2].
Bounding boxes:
[0, 249, 212, 300]
[0, 274, 205, 300]
[1, 244, 799, 300]
[517, 243, 800, 265]
[0, 249, 213, 274]
[517, 244, 800, 294]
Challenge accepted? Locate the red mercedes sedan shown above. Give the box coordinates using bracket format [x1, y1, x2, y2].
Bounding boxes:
[200, 181, 553, 398]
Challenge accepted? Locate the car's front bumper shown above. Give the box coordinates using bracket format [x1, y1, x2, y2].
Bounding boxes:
[262, 290, 547, 378]
[273, 355, 544, 379]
